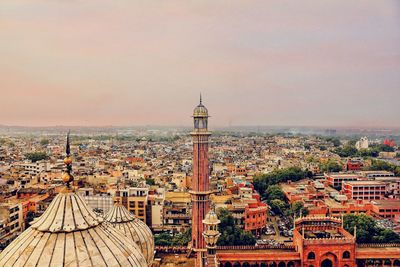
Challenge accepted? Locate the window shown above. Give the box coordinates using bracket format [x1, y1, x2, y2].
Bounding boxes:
[343, 251, 350, 259]
[307, 252, 315, 260]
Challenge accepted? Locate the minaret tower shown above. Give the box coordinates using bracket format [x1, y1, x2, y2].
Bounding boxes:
[190, 95, 211, 267]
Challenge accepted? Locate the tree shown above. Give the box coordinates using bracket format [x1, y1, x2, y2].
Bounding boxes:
[217, 208, 256, 246]
[254, 167, 310, 199]
[290, 201, 309, 217]
[343, 214, 400, 243]
[269, 199, 287, 215]
[265, 185, 285, 202]
[319, 160, 343, 173]
[40, 139, 49, 146]
[146, 178, 155, 186]
[25, 152, 49, 162]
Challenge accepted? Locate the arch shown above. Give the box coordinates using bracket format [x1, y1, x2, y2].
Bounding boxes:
[384, 260, 391, 266]
[270, 262, 277, 267]
[308, 252, 316, 260]
[321, 259, 332, 267]
[225, 263, 233, 267]
[261, 263, 268, 267]
[278, 262, 286, 267]
[251, 263, 260, 267]
[344, 265, 349, 267]
[243, 263, 250, 267]
[309, 266, 314, 267]
[342, 251, 350, 259]
[394, 260, 400, 267]
[288, 262, 295, 267]
[233, 262, 241, 267]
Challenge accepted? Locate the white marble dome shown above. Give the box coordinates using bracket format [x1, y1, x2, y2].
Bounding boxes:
[104, 203, 155, 265]
[0, 190, 148, 267]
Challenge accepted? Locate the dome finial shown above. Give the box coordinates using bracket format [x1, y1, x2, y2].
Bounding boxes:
[200, 93, 202, 104]
[63, 130, 74, 188]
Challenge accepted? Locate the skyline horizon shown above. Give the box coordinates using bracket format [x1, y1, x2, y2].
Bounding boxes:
[1, 1, 399, 128]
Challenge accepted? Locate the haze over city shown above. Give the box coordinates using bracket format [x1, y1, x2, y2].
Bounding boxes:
[1, 1, 399, 127]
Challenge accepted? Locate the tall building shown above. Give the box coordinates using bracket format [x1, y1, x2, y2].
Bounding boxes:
[190, 96, 211, 267]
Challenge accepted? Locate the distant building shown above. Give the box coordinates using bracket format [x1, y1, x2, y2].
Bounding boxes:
[355, 137, 369, 150]
[78, 188, 113, 215]
[346, 159, 363, 171]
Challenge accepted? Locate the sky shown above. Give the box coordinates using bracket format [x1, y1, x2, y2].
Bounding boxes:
[0, 1, 399, 128]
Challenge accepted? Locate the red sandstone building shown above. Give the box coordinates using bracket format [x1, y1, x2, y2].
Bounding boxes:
[342, 181, 387, 200]
[211, 217, 400, 267]
[325, 174, 360, 188]
[244, 201, 268, 235]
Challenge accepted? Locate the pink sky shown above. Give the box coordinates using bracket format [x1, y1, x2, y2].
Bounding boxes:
[0, 1, 399, 127]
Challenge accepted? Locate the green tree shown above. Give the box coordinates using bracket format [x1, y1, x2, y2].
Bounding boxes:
[40, 139, 49, 146]
[290, 201, 309, 217]
[217, 208, 256, 246]
[265, 185, 285, 202]
[25, 152, 49, 162]
[146, 178, 155, 186]
[343, 214, 400, 243]
[319, 160, 343, 173]
[254, 167, 310, 199]
[269, 199, 288, 215]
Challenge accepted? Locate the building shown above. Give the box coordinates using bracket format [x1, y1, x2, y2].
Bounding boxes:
[355, 137, 369, 150]
[190, 96, 212, 267]
[114, 186, 149, 223]
[208, 216, 400, 267]
[325, 173, 359, 188]
[0, 202, 23, 251]
[78, 187, 114, 215]
[346, 159, 363, 171]
[244, 202, 268, 235]
[342, 180, 387, 200]
[162, 191, 191, 233]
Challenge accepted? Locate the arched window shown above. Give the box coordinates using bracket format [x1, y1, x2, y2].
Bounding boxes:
[393, 260, 400, 267]
[342, 251, 350, 259]
[308, 252, 315, 260]
[243, 263, 250, 267]
[278, 262, 286, 267]
[225, 263, 233, 267]
[233, 262, 241, 267]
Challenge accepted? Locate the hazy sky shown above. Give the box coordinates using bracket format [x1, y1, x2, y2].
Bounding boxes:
[1, 1, 399, 127]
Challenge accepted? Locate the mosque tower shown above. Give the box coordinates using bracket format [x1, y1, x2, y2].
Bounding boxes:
[190, 95, 211, 267]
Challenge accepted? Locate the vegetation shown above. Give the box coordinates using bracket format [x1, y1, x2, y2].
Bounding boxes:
[334, 143, 395, 158]
[146, 178, 155, 186]
[290, 201, 309, 217]
[343, 214, 400, 243]
[366, 159, 400, 176]
[40, 139, 49, 146]
[253, 167, 311, 199]
[216, 208, 256, 246]
[25, 152, 49, 162]
[154, 228, 191, 246]
[319, 160, 343, 173]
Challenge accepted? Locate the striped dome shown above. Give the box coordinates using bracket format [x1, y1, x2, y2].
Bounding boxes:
[193, 103, 208, 117]
[0, 190, 147, 267]
[104, 204, 155, 265]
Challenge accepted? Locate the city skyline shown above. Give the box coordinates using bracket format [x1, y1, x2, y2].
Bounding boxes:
[1, 1, 399, 127]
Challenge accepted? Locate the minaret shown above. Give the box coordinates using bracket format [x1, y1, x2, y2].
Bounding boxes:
[190, 95, 211, 267]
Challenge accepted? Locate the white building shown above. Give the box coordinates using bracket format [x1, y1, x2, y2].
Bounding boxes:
[355, 137, 369, 150]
